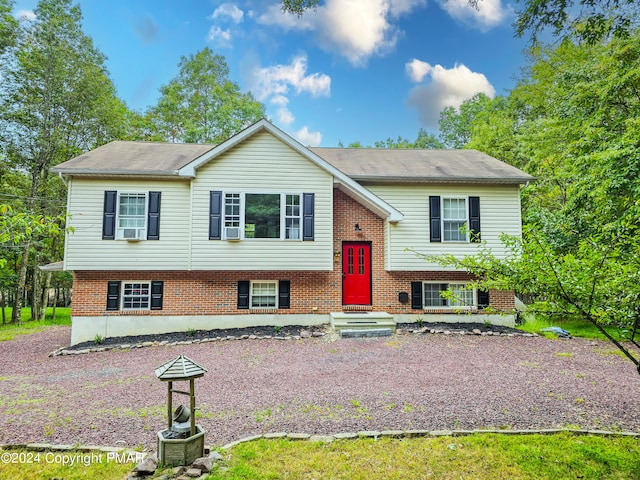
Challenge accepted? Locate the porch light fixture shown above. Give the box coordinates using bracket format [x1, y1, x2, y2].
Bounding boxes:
[354, 224, 362, 231]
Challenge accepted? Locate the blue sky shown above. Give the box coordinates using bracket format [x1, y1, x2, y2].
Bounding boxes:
[13, 0, 529, 147]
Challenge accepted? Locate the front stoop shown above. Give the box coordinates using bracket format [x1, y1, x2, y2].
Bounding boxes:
[330, 312, 396, 338]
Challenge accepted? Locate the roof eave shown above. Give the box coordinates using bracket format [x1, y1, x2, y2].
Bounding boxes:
[351, 175, 536, 185]
[51, 169, 182, 177]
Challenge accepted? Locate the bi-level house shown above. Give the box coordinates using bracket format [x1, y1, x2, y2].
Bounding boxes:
[52, 119, 533, 345]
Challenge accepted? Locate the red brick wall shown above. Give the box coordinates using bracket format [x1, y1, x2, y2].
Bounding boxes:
[71, 188, 514, 317]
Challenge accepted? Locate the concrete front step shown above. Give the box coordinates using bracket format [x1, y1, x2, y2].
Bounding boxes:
[330, 312, 396, 334]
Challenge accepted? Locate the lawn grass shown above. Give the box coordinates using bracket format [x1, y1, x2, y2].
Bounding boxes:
[208, 433, 640, 480]
[0, 448, 136, 480]
[517, 314, 631, 342]
[0, 307, 71, 341]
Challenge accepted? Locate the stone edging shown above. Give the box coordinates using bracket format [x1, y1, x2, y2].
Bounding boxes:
[48, 331, 327, 357]
[48, 326, 539, 357]
[219, 428, 640, 450]
[397, 326, 537, 337]
[2, 428, 636, 456]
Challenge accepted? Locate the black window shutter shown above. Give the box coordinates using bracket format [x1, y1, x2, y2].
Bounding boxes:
[103, 191, 117, 240]
[469, 196, 481, 243]
[278, 280, 291, 309]
[237, 280, 250, 309]
[209, 191, 222, 240]
[106, 281, 121, 310]
[478, 289, 490, 309]
[147, 192, 161, 240]
[429, 196, 441, 242]
[303, 193, 314, 241]
[411, 282, 423, 310]
[150, 280, 164, 310]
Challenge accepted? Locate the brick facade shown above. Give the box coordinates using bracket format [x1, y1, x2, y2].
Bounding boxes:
[71, 188, 514, 319]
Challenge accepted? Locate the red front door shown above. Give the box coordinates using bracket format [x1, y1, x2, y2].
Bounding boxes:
[342, 242, 372, 305]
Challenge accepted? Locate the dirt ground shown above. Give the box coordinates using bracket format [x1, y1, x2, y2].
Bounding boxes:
[0, 326, 638, 450]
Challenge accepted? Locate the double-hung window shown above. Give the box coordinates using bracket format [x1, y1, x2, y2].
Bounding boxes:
[250, 281, 277, 308]
[442, 197, 468, 242]
[222, 192, 303, 240]
[106, 280, 163, 311]
[122, 282, 150, 309]
[423, 282, 475, 309]
[429, 195, 480, 243]
[117, 193, 147, 240]
[103, 190, 161, 241]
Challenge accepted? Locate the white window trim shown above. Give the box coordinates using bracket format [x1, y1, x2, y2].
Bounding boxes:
[223, 192, 303, 241]
[250, 280, 278, 309]
[115, 191, 148, 241]
[441, 196, 469, 243]
[121, 281, 151, 310]
[422, 281, 476, 311]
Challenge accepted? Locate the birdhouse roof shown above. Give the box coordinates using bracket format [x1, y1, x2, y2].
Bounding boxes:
[155, 355, 207, 380]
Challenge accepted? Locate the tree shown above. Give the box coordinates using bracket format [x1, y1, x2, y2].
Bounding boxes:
[0, 0, 17, 54]
[437, 93, 493, 149]
[419, 228, 640, 375]
[514, 0, 640, 44]
[0, 0, 130, 323]
[148, 47, 265, 144]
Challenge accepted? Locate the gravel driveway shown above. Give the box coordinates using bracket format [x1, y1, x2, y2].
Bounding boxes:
[0, 326, 638, 450]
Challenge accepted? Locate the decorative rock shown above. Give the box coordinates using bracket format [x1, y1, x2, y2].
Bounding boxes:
[210, 451, 224, 461]
[380, 430, 404, 438]
[142, 342, 153, 347]
[186, 467, 205, 477]
[312, 332, 325, 337]
[192, 456, 215, 473]
[263, 432, 287, 439]
[300, 330, 311, 339]
[132, 456, 157, 475]
[357, 431, 381, 438]
[472, 329, 482, 335]
[286, 433, 311, 440]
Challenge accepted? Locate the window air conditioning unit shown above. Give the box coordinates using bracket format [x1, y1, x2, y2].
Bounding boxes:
[123, 228, 143, 241]
[224, 227, 241, 240]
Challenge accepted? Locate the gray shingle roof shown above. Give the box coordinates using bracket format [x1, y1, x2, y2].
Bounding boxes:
[309, 147, 534, 184]
[52, 139, 533, 185]
[52, 141, 215, 176]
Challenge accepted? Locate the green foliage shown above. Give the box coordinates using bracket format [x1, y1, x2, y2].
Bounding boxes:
[148, 47, 265, 144]
[514, 0, 639, 44]
[438, 93, 493, 149]
[0, 0, 17, 54]
[0, 307, 71, 340]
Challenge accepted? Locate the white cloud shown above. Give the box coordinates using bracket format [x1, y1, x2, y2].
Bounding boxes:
[15, 9, 36, 22]
[406, 62, 495, 128]
[405, 58, 431, 83]
[251, 54, 331, 101]
[436, 0, 508, 31]
[296, 126, 322, 147]
[258, 0, 426, 67]
[211, 3, 244, 24]
[207, 26, 232, 45]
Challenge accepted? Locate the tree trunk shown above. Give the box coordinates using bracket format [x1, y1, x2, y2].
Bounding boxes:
[11, 241, 30, 325]
[1, 290, 5, 325]
[39, 270, 51, 321]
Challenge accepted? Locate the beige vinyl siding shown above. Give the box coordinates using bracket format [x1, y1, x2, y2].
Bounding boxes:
[367, 184, 523, 271]
[64, 178, 191, 270]
[190, 131, 333, 270]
